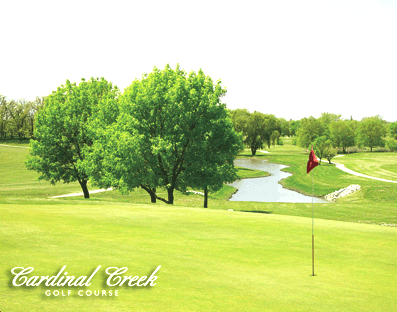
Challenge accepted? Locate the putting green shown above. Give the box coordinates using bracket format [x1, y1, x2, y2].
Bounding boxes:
[0, 203, 396, 311]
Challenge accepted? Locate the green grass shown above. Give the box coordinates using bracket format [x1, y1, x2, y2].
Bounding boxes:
[0, 145, 92, 200]
[1, 143, 397, 226]
[333, 152, 397, 181]
[1, 141, 397, 311]
[1, 203, 396, 312]
[236, 166, 270, 179]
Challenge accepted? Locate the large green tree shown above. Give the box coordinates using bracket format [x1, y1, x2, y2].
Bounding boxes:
[357, 116, 387, 152]
[297, 117, 324, 149]
[87, 64, 241, 205]
[229, 108, 250, 133]
[182, 116, 242, 208]
[229, 110, 279, 155]
[330, 120, 355, 153]
[26, 78, 119, 198]
[244, 111, 267, 155]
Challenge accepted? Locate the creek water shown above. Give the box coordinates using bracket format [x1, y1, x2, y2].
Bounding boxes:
[229, 158, 329, 203]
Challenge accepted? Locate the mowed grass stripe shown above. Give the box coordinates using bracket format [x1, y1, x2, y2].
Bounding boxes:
[333, 152, 397, 181]
[0, 203, 396, 311]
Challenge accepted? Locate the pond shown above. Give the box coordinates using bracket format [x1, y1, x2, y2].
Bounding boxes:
[229, 158, 329, 203]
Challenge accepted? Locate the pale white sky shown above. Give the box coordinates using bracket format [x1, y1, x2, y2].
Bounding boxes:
[1, 0, 396, 122]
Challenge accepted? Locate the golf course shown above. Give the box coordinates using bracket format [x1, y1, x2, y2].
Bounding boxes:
[1, 140, 396, 311]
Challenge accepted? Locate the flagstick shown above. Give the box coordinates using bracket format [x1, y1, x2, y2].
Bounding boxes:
[312, 170, 315, 276]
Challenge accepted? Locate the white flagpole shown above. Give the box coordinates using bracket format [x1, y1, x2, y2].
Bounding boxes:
[312, 170, 315, 276]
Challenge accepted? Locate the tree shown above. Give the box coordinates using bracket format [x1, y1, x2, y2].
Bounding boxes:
[229, 110, 279, 155]
[25, 78, 119, 198]
[4, 99, 31, 139]
[0, 95, 7, 138]
[357, 116, 387, 151]
[278, 118, 290, 137]
[318, 112, 341, 126]
[317, 112, 341, 139]
[263, 114, 280, 147]
[385, 137, 397, 152]
[289, 119, 300, 137]
[87, 64, 241, 205]
[390, 122, 397, 140]
[313, 136, 331, 164]
[229, 108, 250, 133]
[244, 112, 279, 155]
[242, 111, 266, 155]
[182, 117, 242, 208]
[330, 120, 355, 153]
[297, 117, 324, 149]
[271, 130, 280, 146]
[324, 146, 338, 164]
[28, 96, 46, 138]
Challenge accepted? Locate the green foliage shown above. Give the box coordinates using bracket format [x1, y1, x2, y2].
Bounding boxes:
[296, 116, 324, 148]
[319, 112, 342, 125]
[25, 78, 119, 198]
[183, 114, 243, 207]
[278, 117, 290, 136]
[0, 95, 45, 140]
[357, 116, 387, 151]
[324, 146, 338, 164]
[385, 137, 397, 152]
[270, 130, 280, 146]
[330, 120, 355, 153]
[88, 65, 241, 205]
[390, 122, 397, 139]
[229, 108, 250, 133]
[288, 119, 300, 137]
[313, 135, 331, 163]
[229, 109, 280, 155]
[244, 111, 267, 155]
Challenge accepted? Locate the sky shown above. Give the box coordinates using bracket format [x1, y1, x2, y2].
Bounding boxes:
[1, 0, 396, 122]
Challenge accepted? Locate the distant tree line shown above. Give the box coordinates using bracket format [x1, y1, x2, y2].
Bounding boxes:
[0, 95, 45, 140]
[228, 111, 396, 161]
[292, 113, 396, 163]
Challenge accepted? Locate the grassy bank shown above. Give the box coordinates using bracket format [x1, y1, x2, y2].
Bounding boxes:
[1, 143, 397, 225]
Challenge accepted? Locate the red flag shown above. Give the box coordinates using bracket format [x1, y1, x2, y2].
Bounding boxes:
[307, 147, 318, 173]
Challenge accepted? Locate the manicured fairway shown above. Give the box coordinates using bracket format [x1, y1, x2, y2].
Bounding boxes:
[333, 152, 397, 181]
[1, 203, 396, 312]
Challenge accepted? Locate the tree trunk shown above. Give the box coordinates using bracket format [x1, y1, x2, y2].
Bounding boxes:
[79, 180, 90, 199]
[140, 185, 157, 203]
[204, 186, 208, 208]
[167, 187, 174, 204]
[251, 147, 256, 156]
[151, 188, 157, 203]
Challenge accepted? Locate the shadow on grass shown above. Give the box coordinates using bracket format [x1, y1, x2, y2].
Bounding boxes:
[241, 210, 272, 214]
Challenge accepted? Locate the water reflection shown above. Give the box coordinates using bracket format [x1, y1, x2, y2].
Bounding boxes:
[229, 158, 329, 203]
